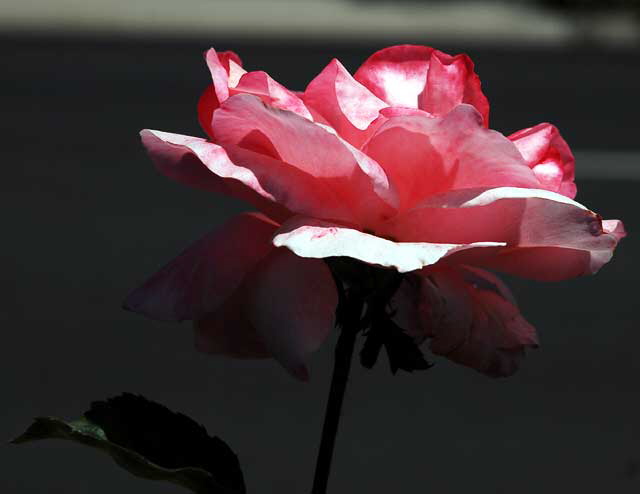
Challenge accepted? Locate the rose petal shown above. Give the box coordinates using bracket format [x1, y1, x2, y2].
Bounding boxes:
[382, 187, 624, 281]
[272, 216, 505, 273]
[354, 44, 435, 108]
[198, 50, 245, 138]
[400, 266, 538, 377]
[123, 212, 278, 321]
[362, 105, 539, 210]
[466, 246, 599, 282]
[472, 217, 626, 281]
[139, 129, 291, 222]
[509, 123, 576, 199]
[226, 58, 245, 88]
[194, 291, 270, 359]
[423, 267, 474, 356]
[197, 85, 219, 138]
[231, 70, 313, 120]
[385, 186, 610, 247]
[245, 248, 337, 380]
[212, 94, 396, 228]
[217, 50, 243, 72]
[420, 50, 490, 126]
[354, 45, 489, 122]
[603, 219, 626, 238]
[142, 125, 388, 227]
[441, 285, 538, 377]
[304, 58, 387, 147]
[205, 48, 231, 104]
[204, 48, 245, 104]
[390, 273, 443, 345]
[317, 123, 399, 212]
[459, 265, 517, 304]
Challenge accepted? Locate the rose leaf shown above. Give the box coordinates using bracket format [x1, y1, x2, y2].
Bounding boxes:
[10, 393, 246, 494]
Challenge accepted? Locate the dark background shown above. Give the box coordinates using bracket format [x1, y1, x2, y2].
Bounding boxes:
[2, 21, 640, 494]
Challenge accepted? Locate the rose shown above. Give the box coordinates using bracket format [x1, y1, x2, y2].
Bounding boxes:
[125, 45, 625, 380]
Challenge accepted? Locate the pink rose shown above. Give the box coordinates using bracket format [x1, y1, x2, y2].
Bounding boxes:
[125, 45, 625, 379]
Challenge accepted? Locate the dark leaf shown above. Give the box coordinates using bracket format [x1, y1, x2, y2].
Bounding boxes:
[361, 316, 432, 374]
[11, 393, 245, 494]
[359, 326, 384, 369]
[383, 321, 433, 374]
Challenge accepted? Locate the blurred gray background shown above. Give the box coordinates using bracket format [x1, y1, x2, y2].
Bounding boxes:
[2, 1, 640, 493]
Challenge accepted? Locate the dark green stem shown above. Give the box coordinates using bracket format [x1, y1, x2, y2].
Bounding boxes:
[310, 311, 360, 494]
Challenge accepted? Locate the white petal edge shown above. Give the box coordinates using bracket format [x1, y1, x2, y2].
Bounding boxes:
[272, 216, 505, 273]
[416, 185, 586, 210]
[141, 129, 274, 201]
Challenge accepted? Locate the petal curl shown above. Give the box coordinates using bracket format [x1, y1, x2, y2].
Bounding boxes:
[144, 123, 384, 227]
[139, 129, 290, 222]
[385, 186, 609, 247]
[467, 218, 627, 281]
[354, 45, 489, 123]
[123, 212, 278, 321]
[382, 187, 624, 281]
[419, 50, 489, 126]
[272, 216, 505, 273]
[245, 248, 337, 380]
[304, 58, 387, 147]
[354, 45, 435, 108]
[362, 105, 538, 210]
[231, 70, 313, 120]
[509, 123, 576, 199]
[602, 219, 626, 239]
[204, 48, 245, 104]
[212, 94, 396, 227]
[198, 49, 246, 137]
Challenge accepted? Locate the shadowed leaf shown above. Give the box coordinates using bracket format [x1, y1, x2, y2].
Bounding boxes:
[382, 320, 432, 374]
[362, 318, 432, 374]
[11, 393, 246, 494]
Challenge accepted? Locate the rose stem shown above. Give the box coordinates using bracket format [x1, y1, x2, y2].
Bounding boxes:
[310, 309, 360, 494]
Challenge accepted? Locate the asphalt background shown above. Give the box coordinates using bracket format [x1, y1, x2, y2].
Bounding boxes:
[2, 34, 639, 493]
